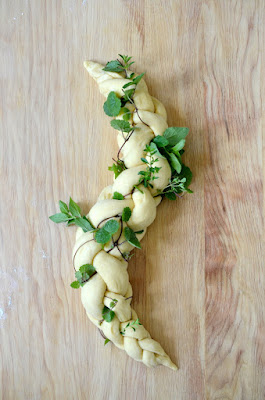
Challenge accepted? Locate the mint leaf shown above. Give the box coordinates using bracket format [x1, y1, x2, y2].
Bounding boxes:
[149, 142, 165, 158]
[102, 306, 115, 322]
[122, 207, 131, 222]
[103, 91, 121, 117]
[95, 228, 111, 244]
[124, 227, 141, 249]
[110, 119, 132, 133]
[103, 219, 119, 235]
[122, 81, 135, 89]
[108, 160, 126, 179]
[49, 213, 72, 223]
[70, 281, 80, 289]
[123, 89, 135, 101]
[103, 60, 123, 72]
[132, 72, 145, 85]
[113, 191, 124, 200]
[104, 338, 110, 345]
[69, 197, 81, 217]
[163, 127, 189, 146]
[74, 216, 94, 232]
[59, 200, 69, 214]
[172, 139, 186, 153]
[169, 153, 182, 173]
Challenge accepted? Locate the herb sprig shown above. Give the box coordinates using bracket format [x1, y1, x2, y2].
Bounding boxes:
[49, 198, 94, 232]
[71, 264, 96, 289]
[120, 318, 142, 335]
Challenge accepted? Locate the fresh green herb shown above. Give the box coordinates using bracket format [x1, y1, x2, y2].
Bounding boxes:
[137, 144, 161, 189]
[108, 160, 126, 179]
[163, 127, 189, 146]
[110, 119, 132, 133]
[103, 91, 121, 117]
[102, 306, 115, 322]
[103, 55, 135, 77]
[95, 228, 111, 244]
[49, 198, 95, 232]
[103, 219, 120, 235]
[134, 230, 144, 234]
[104, 338, 110, 345]
[152, 135, 169, 148]
[109, 299, 118, 309]
[113, 191, 124, 200]
[124, 227, 141, 249]
[122, 207, 131, 222]
[168, 153, 182, 173]
[70, 264, 96, 289]
[162, 166, 193, 198]
[120, 107, 131, 121]
[120, 318, 142, 335]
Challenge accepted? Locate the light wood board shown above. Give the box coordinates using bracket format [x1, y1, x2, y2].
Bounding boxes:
[0, 1, 264, 399]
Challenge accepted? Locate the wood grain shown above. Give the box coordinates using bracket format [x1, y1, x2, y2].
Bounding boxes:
[0, 0, 264, 399]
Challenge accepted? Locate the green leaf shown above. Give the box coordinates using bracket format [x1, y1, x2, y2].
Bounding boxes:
[113, 191, 124, 200]
[74, 216, 94, 232]
[134, 230, 144, 234]
[123, 89, 135, 101]
[59, 200, 69, 214]
[152, 135, 169, 148]
[104, 338, 110, 345]
[179, 165, 193, 188]
[95, 228, 111, 244]
[124, 227, 141, 249]
[120, 107, 131, 121]
[132, 72, 145, 85]
[169, 153, 182, 173]
[141, 157, 148, 163]
[69, 197, 81, 217]
[165, 192, 177, 200]
[163, 127, 189, 146]
[122, 81, 135, 89]
[70, 281, 80, 289]
[172, 139, 186, 153]
[103, 91, 121, 117]
[49, 213, 72, 223]
[103, 60, 124, 72]
[79, 264, 96, 276]
[148, 142, 165, 158]
[122, 207, 132, 222]
[108, 160, 126, 179]
[102, 306, 115, 322]
[110, 119, 132, 133]
[103, 219, 120, 235]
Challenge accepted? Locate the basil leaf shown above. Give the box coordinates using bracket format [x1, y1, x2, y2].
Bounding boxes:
[124, 227, 141, 249]
[103, 91, 121, 117]
[163, 127, 189, 146]
[152, 135, 169, 148]
[169, 153, 182, 173]
[122, 207, 131, 222]
[102, 306, 115, 322]
[171, 139, 186, 153]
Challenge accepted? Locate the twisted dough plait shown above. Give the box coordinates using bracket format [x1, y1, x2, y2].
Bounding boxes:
[73, 60, 177, 370]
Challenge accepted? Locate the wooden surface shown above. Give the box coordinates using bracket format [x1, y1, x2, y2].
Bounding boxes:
[1, 1, 264, 399]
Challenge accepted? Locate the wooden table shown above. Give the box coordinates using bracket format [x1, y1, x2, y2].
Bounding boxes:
[1, 1, 264, 399]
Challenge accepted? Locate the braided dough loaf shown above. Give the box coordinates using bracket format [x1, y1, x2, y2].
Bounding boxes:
[73, 60, 177, 370]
